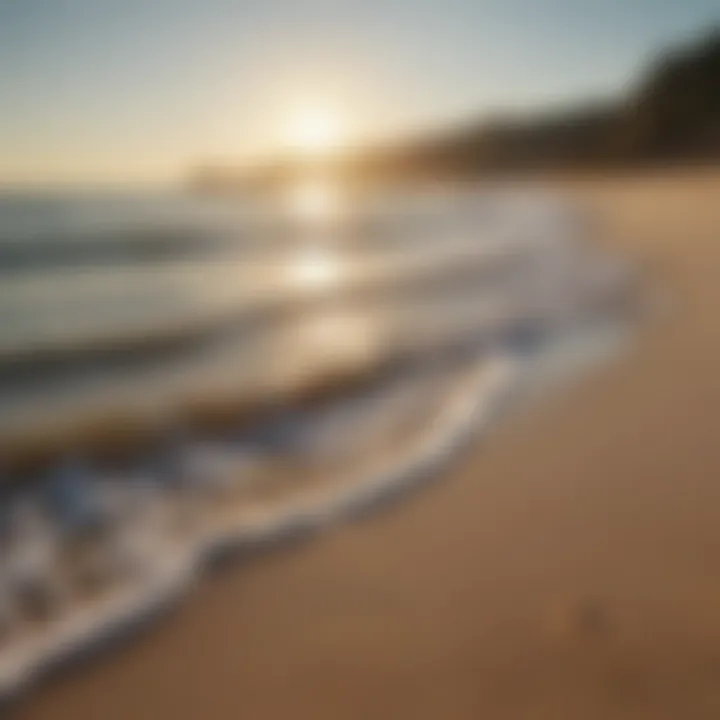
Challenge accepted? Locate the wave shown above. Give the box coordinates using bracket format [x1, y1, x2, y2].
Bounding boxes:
[0, 226, 244, 274]
[0, 349, 517, 701]
[0, 241, 526, 389]
[0, 303, 636, 703]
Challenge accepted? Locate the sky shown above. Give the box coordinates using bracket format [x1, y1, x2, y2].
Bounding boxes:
[0, 0, 717, 185]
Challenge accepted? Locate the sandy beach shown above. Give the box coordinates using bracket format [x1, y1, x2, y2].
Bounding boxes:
[13, 171, 720, 719]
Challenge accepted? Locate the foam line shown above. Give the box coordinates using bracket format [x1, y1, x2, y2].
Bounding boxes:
[0, 354, 518, 700]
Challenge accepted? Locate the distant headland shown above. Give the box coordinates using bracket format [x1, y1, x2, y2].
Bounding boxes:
[189, 29, 720, 192]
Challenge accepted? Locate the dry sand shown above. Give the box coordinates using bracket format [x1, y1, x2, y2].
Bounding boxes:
[14, 171, 720, 719]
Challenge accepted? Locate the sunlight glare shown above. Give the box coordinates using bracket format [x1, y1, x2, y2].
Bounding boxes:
[286, 106, 345, 156]
[291, 246, 342, 291]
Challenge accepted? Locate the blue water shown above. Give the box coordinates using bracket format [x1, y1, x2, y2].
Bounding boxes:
[0, 185, 518, 431]
[0, 182, 610, 443]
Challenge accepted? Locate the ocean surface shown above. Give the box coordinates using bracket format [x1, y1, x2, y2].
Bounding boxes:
[0, 181, 636, 697]
[0, 183, 598, 438]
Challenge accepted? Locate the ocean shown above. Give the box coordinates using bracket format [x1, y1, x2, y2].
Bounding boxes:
[0, 184, 583, 438]
[0, 181, 634, 697]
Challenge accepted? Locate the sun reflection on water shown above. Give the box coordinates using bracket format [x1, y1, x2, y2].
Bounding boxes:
[286, 178, 344, 225]
[283, 175, 349, 293]
[290, 245, 342, 291]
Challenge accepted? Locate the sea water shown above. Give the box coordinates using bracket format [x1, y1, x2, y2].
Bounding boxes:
[0, 182, 635, 698]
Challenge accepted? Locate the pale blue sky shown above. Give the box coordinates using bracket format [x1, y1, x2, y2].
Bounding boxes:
[0, 0, 717, 184]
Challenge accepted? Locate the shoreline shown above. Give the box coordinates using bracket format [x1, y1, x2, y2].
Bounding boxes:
[0, 351, 518, 701]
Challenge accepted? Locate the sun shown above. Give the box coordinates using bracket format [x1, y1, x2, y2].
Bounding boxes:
[285, 105, 345, 156]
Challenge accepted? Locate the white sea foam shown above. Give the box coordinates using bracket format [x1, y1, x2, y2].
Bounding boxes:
[0, 354, 517, 698]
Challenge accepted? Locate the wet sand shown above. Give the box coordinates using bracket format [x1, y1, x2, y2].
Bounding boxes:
[15, 171, 720, 719]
